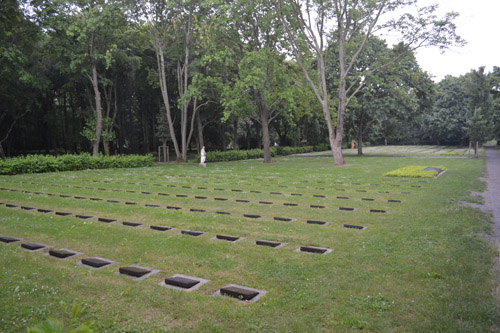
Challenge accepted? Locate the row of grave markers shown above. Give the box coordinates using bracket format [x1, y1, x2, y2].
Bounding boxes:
[0, 201, 350, 254]
[0, 186, 397, 217]
[0, 235, 266, 303]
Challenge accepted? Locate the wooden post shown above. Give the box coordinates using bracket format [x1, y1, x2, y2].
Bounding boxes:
[158, 146, 161, 162]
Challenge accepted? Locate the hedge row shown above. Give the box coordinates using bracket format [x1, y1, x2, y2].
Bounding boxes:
[0, 153, 155, 175]
[200, 146, 324, 163]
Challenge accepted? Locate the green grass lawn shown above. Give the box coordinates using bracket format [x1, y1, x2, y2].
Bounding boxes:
[0, 146, 498, 332]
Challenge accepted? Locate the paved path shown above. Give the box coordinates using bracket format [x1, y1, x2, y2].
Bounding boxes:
[462, 147, 500, 249]
[483, 147, 500, 249]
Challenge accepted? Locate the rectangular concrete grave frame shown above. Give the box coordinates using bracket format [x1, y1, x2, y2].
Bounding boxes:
[98, 217, 117, 223]
[296, 245, 332, 255]
[47, 248, 82, 260]
[195, 196, 207, 199]
[76, 214, 94, 219]
[55, 211, 73, 216]
[369, 209, 387, 213]
[215, 284, 267, 303]
[214, 234, 240, 242]
[343, 224, 367, 230]
[160, 274, 210, 292]
[117, 265, 160, 281]
[38, 208, 54, 213]
[150, 225, 172, 231]
[123, 221, 142, 227]
[181, 230, 205, 236]
[244, 214, 261, 219]
[306, 220, 328, 225]
[0, 236, 22, 244]
[21, 242, 49, 251]
[256, 240, 283, 248]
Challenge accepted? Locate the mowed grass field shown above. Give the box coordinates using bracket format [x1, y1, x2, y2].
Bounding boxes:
[0, 146, 499, 332]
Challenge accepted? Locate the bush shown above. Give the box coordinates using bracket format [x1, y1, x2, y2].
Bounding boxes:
[198, 146, 315, 163]
[0, 153, 154, 175]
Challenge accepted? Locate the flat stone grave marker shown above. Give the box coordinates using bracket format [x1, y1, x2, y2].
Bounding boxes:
[215, 234, 240, 242]
[217, 284, 267, 303]
[411, 185, 421, 188]
[76, 214, 94, 219]
[125, 202, 137, 205]
[182, 186, 191, 189]
[379, 191, 390, 194]
[21, 243, 47, 251]
[55, 211, 73, 216]
[259, 201, 272, 204]
[283, 203, 298, 206]
[74, 196, 87, 200]
[214, 198, 228, 201]
[48, 248, 80, 259]
[6, 204, 19, 208]
[236, 199, 249, 203]
[59, 195, 70, 198]
[98, 188, 106, 191]
[98, 217, 116, 223]
[336, 189, 346, 192]
[21, 206, 36, 210]
[38, 208, 54, 213]
[122, 221, 142, 227]
[161, 274, 209, 291]
[387, 199, 401, 203]
[90, 198, 103, 201]
[34, 192, 44, 194]
[335, 182, 343, 184]
[337, 196, 349, 199]
[107, 200, 120, 203]
[195, 196, 207, 199]
[278, 185, 288, 188]
[176, 194, 188, 198]
[352, 183, 361, 185]
[118, 265, 159, 280]
[112, 189, 123, 192]
[181, 230, 205, 236]
[291, 193, 302, 196]
[356, 190, 367, 193]
[270, 192, 282, 195]
[214, 188, 224, 191]
[256, 240, 282, 248]
[390, 184, 400, 187]
[190, 208, 206, 212]
[362, 198, 374, 201]
[126, 190, 136, 193]
[310, 205, 325, 209]
[167, 206, 182, 210]
[0, 236, 21, 243]
[198, 187, 208, 189]
[158, 193, 169, 196]
[142, 191, 152, 194]
[47, 194, 56, 197]
[339, 207, 356, 211]
[145, 204, 160, 208]
[216, 211, 231, 215]
[370, 184, 379, 186]
[274, 217, 292, 222]
[244, 214, 261, 219]
[306, 220, 328, 225]
[343, 224, 366, 230]
[369, 209, 387, 213]
[167, 185, 176, 187]
[313, 195, 326, 198]
[150, 225, 172, 231]
[232, 189, 243, 192]
[297, 245, 332, 255]
[153, 184, 162, 186]
[250, 191, 261, 193]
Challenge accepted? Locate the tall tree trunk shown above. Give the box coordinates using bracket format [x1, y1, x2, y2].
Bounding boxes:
[232, 117, 238, 150]
[90, 68, 102, 156]
[196, 112, 204, 151]
[261, 109, 272, 163]
[357, 116, 364, 156]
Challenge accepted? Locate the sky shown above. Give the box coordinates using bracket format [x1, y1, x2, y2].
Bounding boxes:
[411, 0, 500, 82]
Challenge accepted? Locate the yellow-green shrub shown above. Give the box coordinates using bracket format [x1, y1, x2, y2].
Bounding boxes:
[383, 165, 446, 178]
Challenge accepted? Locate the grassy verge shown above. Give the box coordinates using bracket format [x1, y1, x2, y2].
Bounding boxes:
[0, 147, 498, 332]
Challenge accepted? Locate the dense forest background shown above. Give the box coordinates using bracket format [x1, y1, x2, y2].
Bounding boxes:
[1, 0, 499, 161]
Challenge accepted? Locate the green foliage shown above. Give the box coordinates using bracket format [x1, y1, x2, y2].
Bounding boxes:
[0, 153, 154, 175]
[197, 146, 315, 163]
[384, 165, 446, 178]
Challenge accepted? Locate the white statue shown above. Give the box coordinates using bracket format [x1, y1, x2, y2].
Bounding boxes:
[200, 146, 206, 167]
